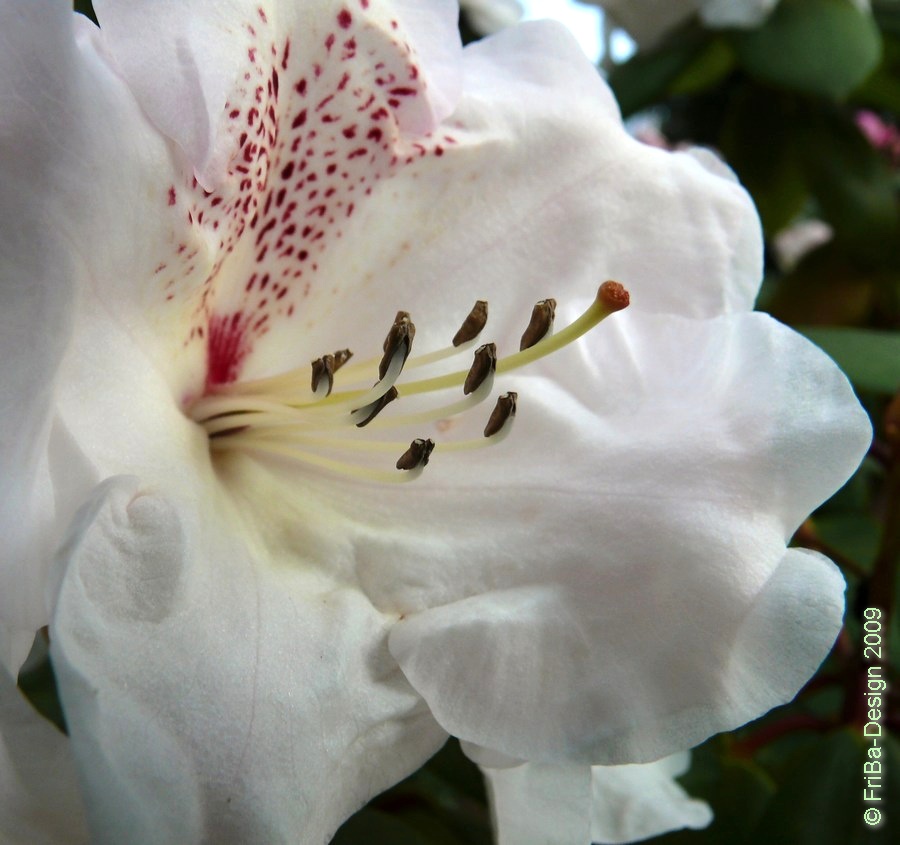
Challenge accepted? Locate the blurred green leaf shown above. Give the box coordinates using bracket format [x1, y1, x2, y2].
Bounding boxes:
[797, 107, 899, 261]
[815, 513, 882, 572]
[669, 38, 737, 96]
[798, 326, 900, 393]
[396, 809, 473, 845]
[332, 809, 436, 845]
[874, 0, 900, 38]
[749, 731, 899, 845]
[719, 85, 807, 233]
[419, 738, 488, 806]
[854, 34, 900, 113]
[732, 0, 882, 98]
[818, 456, 883, 513]
[608, 37, 702, 117]
[335, 741, 492, 845]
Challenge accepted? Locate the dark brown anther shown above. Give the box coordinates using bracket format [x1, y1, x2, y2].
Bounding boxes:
[310, 354, 335, 396]
[379, 311, 416, 379]
[463, 343, 497, 396]
[396, 437, 435, 471]
[452, 300, 489, 347]
[484, 392, 517, 438]
[598, 280, 630, 312]
[519, 299, 556, 351]
[332, 348, 353, 372]
[353, 386, 399, 427]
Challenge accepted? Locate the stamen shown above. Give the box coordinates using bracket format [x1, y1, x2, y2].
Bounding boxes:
[309, 348, 354, 398]
[210, 347, 354, 399]
[363, 365, 495, 430]
[352, 386, 399, 427]
[520, 299, 556, 351]
[332, 348, 353, 371]
[437, 392, 518, 452]
[398, 282, 627, 398]
[463, 343, 497, 396]
[379, 311, 415, 379]
[200, 281, 630, 484]
[453, 300, 489, 347]
[310, 355, 336, 397]
[483, 392, 517, 438]
[332, 300, 488, 379]
[396, 438, 435, 470]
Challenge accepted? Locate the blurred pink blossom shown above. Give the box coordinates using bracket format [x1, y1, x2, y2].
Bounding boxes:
[856, 110, 900, 166]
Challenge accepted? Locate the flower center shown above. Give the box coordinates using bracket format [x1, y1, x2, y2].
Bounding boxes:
[188, 281, 630, 483]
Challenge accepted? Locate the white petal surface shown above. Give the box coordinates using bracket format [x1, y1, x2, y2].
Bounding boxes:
[92, 0, 462, 188]
[2, 0, 250, 671]
[483, 762, 592, 845]
[47, 7, 760, 413]
[73, 0, 469, 396]
[248, 19, 762, 378]
[49, 477, 446, 845]
[589, 753, 712, 843]
[0, 660, 86, 845]
[481, 754, 711, 845]
[60, 8, 761, 403]
[4, 5, 870, 844]
[13, 9, 769, 837]
[91, 0, 253, 187]
[381, 311, 869, 764]
[0, 1, 95, 670]
[3, 0, 221, 415]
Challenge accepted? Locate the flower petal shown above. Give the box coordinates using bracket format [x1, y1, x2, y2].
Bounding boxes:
[0, 2, 221, 668]
[0, 658, 86, 844]
[0, 0, 98, 670]
[57, 8, 759, 405]
[75, 0, 465, 392]
[264, 19, 763, 373]
[589, 753, 712, 843]
[2, 1, 226, 416]
[480, 754, 711, 845]
[92, 0, 462, 188]
[482, 762, 592, 845]
[48, 477, 446, 844]
[380, 311, 869, 765]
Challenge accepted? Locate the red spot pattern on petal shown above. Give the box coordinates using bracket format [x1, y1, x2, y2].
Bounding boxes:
[159, 3, 456, 392]
[206, 312, 250, 389]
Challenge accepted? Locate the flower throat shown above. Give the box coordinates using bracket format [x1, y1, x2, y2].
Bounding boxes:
[189, 281, 630, 483]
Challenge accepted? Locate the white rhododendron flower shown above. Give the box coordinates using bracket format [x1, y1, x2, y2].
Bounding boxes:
[0, 1, 870, 844]
[591, 0, 871, 49]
